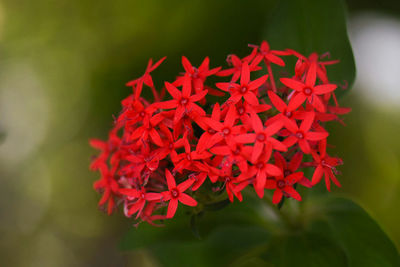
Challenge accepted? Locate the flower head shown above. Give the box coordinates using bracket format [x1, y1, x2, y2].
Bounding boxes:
[90, 41, 349, 225]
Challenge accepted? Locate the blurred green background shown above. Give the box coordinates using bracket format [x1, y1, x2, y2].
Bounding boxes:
[0, 0, 399, 266]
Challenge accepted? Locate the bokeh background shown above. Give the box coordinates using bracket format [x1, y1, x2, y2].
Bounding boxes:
[0, 0, 399, 266]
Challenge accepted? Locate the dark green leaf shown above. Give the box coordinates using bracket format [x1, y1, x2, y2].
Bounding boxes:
[120, 197, 266, 251]
[120, 197, 399, 266]
[119, 217, 193, 251]
[315, 197, 400, 267]
[231, 257, 274, 267]
[190, 212, 202, 240]
[204, 198, 231, 211]
[255, 197, 399, 266]
[150, 225, 271, 267]
[264, 0, 356, 94]
[260, 232, 348, 267]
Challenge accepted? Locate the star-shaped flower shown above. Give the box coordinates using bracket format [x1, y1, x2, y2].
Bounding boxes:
[280, 63, 337, 112]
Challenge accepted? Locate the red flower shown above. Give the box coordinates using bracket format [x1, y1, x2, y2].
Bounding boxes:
[266, 91, 303, 125]
[265, 172, 303, 204]
[280, 63, 337, 112]
[195, 103, 223, 152]
[235, 113, 286, 162]
[175, 56, 221, 94]
[93, 166, 119, 215]
[233, 100, 271, 127]
[190, 172, 208, 191]
[210, 143, 252, 173]
[216, 62, 268, 106]
[137, 201, 166, 227]
[124, 147, 160, 177]
[126, 57, 166, 101]
[119, 188, 159, 219]
[217, 47, 261, 82]
[273, 151, 312, 188]
[283, 112, 328, 154]
[219, 166, 244, 202]
[310, 140, 342, 191]
[127, 113, 164, 147]
[155, 75, 207, 122]
[89, 127, 121, 171]
[289, 50, 339, 84]
[89, 139, 110, 171]
[90, 41, 349, 224]
[155, 124, 184, 160]
[239, 152, 282, 198]
[173, 134, 212, 172]
[253, 41, 289, 67]
[118, 100, 152, 127]
[252, 41, 290, 92]
[162, 170, 197, 218]
[198, 104, 243, 149]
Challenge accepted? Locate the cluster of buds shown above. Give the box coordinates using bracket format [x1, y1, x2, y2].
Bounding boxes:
[90, 41, 350, 225]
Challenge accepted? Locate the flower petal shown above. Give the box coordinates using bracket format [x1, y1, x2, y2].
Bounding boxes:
[240, 62, 250, 85]
[177, 178, 195, 192]
[251, 113, 264, 132]
[284, 186, 302, 201]
[150, 56, 167, 72]
[165, 169, 176, 190]
[272, 189, 283, 204]
[181, 56, 193, 73]
[314, 84, 337, 95]
[235, 133, 256, 143]
[300, 112, 315, 132]
[154, 100, 177, 109]
[182, 75, 192, 98]
[243, 92, 259, 106]
[306, 131, 329, 141]
[166, 199, 179, 218]
[288, 93, 307, 111]
[266, 164, 282, 176]
[268, 91, 287, 112]
[179, 193, 198, 206]
[251, 142, 264, 163]
[289, 152, 303, 171]
[311, 95, 326, 112]
[165, 82, 181, 99]
[306, 62, 317, 86]
[311, 165, 324, 185]
[190, 90, 208, 102]
[299, 139, 311, 154]
[280, 78, 304, 91]
[248, 74, 268, 90]
[146, 193, 162, 201]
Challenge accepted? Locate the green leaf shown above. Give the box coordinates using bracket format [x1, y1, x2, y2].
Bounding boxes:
[231, 257, 274, 267]
[255, 197, 399, 266]
[260, 232, 348, 266]
[150, 225, 271, 267]
[190, 212, 202, 240]
[120, 197, 399, 266]
[120, 197, 266, 251]
[119, 217, 193, 251]
[315, 197, 400, 267]
[264, 0, 356, 94]
[204, 198, 231, 211]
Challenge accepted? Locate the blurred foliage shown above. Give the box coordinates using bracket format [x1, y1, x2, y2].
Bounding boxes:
[121, 197, 399, 266]
[264, 0, 355, 95]
[0, 0, 399, 266]
[347, 0, 400, 14]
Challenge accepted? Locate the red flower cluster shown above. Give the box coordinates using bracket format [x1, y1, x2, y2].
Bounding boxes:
[90, 41, 350, 225]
